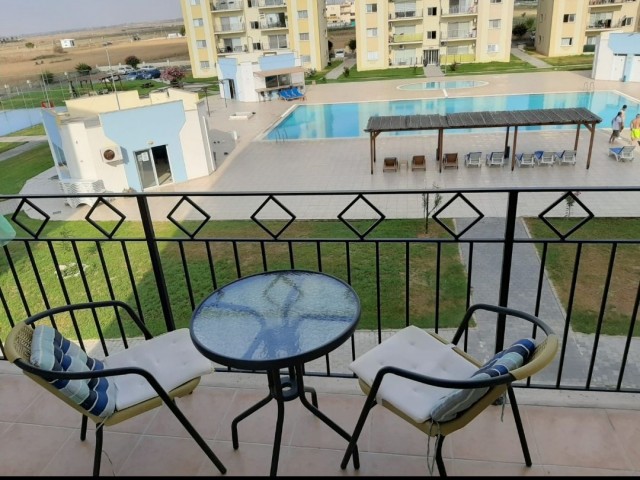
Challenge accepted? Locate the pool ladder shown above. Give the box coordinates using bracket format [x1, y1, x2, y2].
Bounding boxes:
[274, 129, 288, 143]
[584, 81, 595, 93]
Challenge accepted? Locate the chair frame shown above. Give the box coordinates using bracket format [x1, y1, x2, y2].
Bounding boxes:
[442, 152, 459, 169]
[4, 300, 227, 477]
[516, 152, 536, 168]
[411, 155, 427, 171]
[609, 145, 635, 162]
[556, 150, 577, 166]
[485, 151, 505, 167]
[464, 151, 482, 167]
[341, 303, 558, 477]
[383, 156, 399, 172]
[535, 151, 555, 166]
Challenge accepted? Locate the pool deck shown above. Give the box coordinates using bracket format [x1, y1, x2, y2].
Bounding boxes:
[17, 70, 640, 221]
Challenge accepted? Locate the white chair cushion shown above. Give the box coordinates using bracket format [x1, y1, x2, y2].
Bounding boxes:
[349, 326, 477, 423]
[105, 328, 213, 410]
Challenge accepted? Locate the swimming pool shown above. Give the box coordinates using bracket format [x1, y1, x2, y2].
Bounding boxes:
[398, 80, 487, 91]
[264, 91, 638, 141]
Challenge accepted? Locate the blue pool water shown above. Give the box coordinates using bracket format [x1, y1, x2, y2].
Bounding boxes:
[398, 80, 487, 91]
[265, 91, 639, 141]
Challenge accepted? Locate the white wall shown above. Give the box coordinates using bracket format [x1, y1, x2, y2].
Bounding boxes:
[180, 108, 212, 179]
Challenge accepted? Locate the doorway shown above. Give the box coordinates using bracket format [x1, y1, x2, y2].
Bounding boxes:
[424, 49, 439, 66]
[134, 145, 172, 190]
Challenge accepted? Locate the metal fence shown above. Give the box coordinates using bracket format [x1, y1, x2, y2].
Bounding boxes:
[1, 186, 639, 393]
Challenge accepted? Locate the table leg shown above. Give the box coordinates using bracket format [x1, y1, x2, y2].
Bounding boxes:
[231, 392, 273, 449]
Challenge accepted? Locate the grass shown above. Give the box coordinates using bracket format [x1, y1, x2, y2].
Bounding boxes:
[0, 142, 26, 154]
[335, 65, 425, 82]
[6, 124, 45, 136]
[525, 218, 640, 336]
[305, 61, 343, 84]
[443, 55, 537, 75]
[528, 53, 594, 68]
[0, 143, 53, 194]
[0, 215, 468, 340]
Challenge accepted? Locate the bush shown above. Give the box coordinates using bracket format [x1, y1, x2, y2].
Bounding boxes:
[25, 42, 34, 48]
[125, 55, 140, 69]
[512, 23, 528, 38]
[343, 66, 350, 77]
[161, 66, 186, 87]
[75, 62, 92, 75]
[41, 71, 54, 84]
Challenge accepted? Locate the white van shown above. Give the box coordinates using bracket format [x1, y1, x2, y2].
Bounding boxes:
[117, 66, 135, 74]
[334, 49, 345, 59]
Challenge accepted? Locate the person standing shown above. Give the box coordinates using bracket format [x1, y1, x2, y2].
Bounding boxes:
[620, 104, 627, 135]
[630, 113, 640, 147]
[609, 111, 623, 144]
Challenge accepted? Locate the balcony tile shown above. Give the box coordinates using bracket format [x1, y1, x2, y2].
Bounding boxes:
[606, 409, 640, 470]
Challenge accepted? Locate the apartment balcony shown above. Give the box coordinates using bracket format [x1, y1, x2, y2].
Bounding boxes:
[388, 9, 423, 22]
[389, 32, 423, 44]
[441, 3, 478, 17]
[257, 0, 286, 9]
[1, 182, 639, 475]
[210, 0, 244, 12]
[589, 0, 624, 8]
[217, 45, 248, 54]
[441, 29, 477, 41]
[586, 18, 629, 30]
[259, 20, 288, 30]
[214, 21, 246, 33]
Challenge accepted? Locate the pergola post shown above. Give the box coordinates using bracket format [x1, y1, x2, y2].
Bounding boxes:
[437, 128, 443, 173]
[511, 127, 518, 171]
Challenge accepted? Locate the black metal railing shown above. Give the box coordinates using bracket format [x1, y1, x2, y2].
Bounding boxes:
[1, 186, 639, 394]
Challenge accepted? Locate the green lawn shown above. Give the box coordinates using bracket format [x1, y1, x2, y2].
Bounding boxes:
[6, 124, 45, 136]
[336, 65, 425, 82]
[0, 215, 468, 340]
[0, 142, 26, 154]
[525, 218, 640, 336]
[0, 143, 53, 194]
[443, 55, 537, 75]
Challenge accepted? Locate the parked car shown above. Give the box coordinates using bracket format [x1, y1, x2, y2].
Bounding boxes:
[141, 68, 161, 79]
[125, 70, 145, 81]
[117, 66, 135, 75]
[139, 65, 157, 71]
[334, 49, 345, 59]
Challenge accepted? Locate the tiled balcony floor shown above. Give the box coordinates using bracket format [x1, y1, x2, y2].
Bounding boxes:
[1, 361, 639, 477]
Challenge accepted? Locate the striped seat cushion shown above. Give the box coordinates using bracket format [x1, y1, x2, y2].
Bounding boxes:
[429, 338, 536, 422]
[30, 325, 116, 419]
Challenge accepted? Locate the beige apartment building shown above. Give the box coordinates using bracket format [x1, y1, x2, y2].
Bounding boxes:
[535, 0, 640, 57]
[180, 0, 329, 78]
[326, 0, 356, 27]
[354, 0, 514, 71]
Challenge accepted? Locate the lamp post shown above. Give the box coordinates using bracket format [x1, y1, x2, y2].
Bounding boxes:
[105, 47, 121, 110]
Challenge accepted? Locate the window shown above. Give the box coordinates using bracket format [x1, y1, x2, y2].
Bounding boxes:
[489, 19, 501, 29]
[298, 10, 308, 19]
[265, 73, 291, 89]
[367, 28, 378, 37]
[366, 4, 377, 13]
[490, 0, 502, 3]
[299, 32, 309, 41]
[253, 42, 262, 50]
[250, 21, 259, 29]
[200, 61, 210, 69]
[427, 7, 437, 15]
[268, 34, 287, 49]
[300, 55, 311, 63]
[563, 14, 575, 23]
[487, 44, 499, 53]
[190, 0, 200, 5]
[367, 51, 379, 61]
[427, 30, 436, 39]
[193, 18, 204, 27]
[196, 40, 207, 48]
[561, 37, 573, 46]
[622, 17, 633, 26]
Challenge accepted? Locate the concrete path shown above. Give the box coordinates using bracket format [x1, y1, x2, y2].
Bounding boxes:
[510, 45, 552, 69]
[0, 135, 48, 162]
[325, 56, 356, 80]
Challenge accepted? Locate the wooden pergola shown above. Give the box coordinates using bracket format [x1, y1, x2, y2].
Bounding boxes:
[365, 107, 602, 174]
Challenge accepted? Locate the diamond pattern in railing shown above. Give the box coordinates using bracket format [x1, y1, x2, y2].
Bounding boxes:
[432, 193, 484, 239]
[86, 197, 126, 238]
[167, 196, 211, 239]
[250, 195, 296, 239]
[11, 199, 49, 238]
[539, 191, 594, 240]
[337, 194, 385, 240]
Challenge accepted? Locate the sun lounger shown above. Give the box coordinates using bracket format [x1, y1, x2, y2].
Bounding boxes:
[556, 150, 577, 166]
[464, 151, 482, 167]
[442, 152, 459, 169]
[383, 156, 398, 172]
[485, 151, 505, 167]
[534, 150, 555, 166]
[609, 145, 635, 162]
[516, 152, 536, 167]
[411, 155, 426, 171]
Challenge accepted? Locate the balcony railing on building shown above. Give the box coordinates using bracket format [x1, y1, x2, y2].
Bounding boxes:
[260, 20, 288, 29]
[388, 9, 422, 20]
[589, 0, 624, 7]
[218, 44, 248, 53]
[389, 32, 423, 44]
[440, 29, 477, 41]
[215, 20, 246, 32]
[441, 3, 478, 16]
[257, 0, 286, 8]
[1, 187, 639, 395]
[210, 0, 244, 11]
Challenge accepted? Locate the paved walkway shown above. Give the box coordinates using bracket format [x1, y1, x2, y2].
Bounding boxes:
[325, 56, 356, 80]
[510, 45, 552, 68]
[0, 135, 47, 162]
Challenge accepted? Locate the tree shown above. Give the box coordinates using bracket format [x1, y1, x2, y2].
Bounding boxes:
[75, 62, 92, 75]
[180, 25, 186, 36]
[348, 39, 356, 51]
[125, 55, 140, 69]
[161, 66, 186, 87]
[25, 42, 34, 48]
[328, 40, 333, 52]
[512, 23, 528, 38]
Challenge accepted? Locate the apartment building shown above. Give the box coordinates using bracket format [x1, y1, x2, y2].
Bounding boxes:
[535, 0, 640, 57]
[180, 0, 329, 78]
[354, 0, 514, 71]
[326, 0, 356, 27]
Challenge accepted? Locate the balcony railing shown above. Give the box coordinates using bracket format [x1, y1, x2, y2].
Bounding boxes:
[1, 187, 639, 394]
[441, 4, 478, 15]
[211, 0, 244, 11]
[441, 29, 477, 40]
[215, 20, 246, 32]
[218, 45, 247, 53]
[589, 0, 624, 6]
[257, 0, 286, 7]
[388, 9, 422, 20]
[389, 32, 423, 43]
[259, 20, 288, 29]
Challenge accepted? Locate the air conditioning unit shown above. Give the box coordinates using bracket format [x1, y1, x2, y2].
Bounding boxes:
[398, 44, 405, 49]
[473, 18, 477, 25]
[100, 145, 123, 162]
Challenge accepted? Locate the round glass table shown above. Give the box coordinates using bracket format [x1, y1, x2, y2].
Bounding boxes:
[190, 270, 361, 476]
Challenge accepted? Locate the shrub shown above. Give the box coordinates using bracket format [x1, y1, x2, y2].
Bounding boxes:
[124, 55, 140, 69]
[25, 42, 34, 48]
[161, 66, 186, 87]
[343, 66, 350, 77]
[75, 63, 92, 75]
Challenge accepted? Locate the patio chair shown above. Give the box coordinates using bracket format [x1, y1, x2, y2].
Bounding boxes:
[442, 152, 459, 169]
[279, 88, 294, 100]
[383, 156, 398, 172]
[4, 300, 227, 477]
[464, 151, 482, 167]
[609, 145, 635, 162]
[534, 150, 555, 166]
[341, 303, 559, 477]
[291, 86, 306, 100]
[411, 155, 427, 171]
[555, 150, 577, 166]
[516, 152, 536, 168]
[485, 151, 505, 167]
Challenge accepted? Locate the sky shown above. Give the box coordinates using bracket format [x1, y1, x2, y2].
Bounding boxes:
[0, 0, 183, 37]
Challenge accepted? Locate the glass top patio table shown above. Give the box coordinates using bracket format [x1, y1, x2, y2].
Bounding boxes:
[189, 269, 362, 476]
